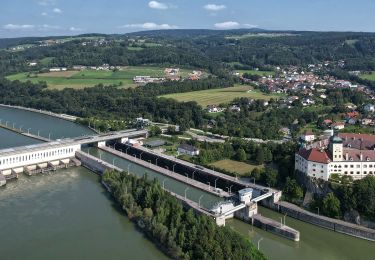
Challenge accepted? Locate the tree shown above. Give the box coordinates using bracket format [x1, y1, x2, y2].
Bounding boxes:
[283, 177, 303, 201]
[255, 147, 265, 165]
[235, 148, 247, 162]
[322, 192, 341, 218]
[262, 167, 277, 187]
[149, 125, 162, 137]
[353, 176, 375, 218]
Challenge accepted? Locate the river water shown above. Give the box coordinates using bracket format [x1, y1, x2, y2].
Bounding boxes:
[0, 107, 374, 259]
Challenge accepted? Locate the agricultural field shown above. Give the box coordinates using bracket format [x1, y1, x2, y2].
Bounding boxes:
[210, 159, 263, 175]
[6, 66, 193, 90]
[159, 84, 284, 107]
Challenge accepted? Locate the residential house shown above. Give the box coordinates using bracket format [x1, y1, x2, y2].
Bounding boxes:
[178, 144, 200, 156]
[332, 122, 345, 130]
[364, 104, 375, 113]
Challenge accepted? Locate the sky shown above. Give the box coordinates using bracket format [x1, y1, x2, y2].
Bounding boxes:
[1, 0, 375, 38]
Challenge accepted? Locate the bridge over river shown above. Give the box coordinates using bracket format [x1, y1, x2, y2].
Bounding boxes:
[0, 129, 147, 182]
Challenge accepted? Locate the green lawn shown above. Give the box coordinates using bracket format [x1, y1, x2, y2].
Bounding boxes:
[210, 159, 263, 175]
[237, 69, 275, 77]
[6, 71, 133, 90]
[6, 66, 194, 90]
[159, 85, 284, 107]
[360, 72, 375, 81]
[40, 57, 54, 65]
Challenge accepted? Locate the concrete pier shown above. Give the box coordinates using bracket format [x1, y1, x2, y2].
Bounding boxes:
[0, 174, 6, 186]
[251, 214, 300, 241]
[24, 158, 81, 176]
[0, 123, 50, 142]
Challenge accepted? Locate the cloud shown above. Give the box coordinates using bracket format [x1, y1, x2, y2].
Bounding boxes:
[148, 1, 168, 10]
[3, 24, 35, 30]
[120, 22, 178, 30]
[2, 24, 65, 31]
[37, 0, 55, 6]
[41, 12, 49, 16]
[243, 24, 258, 28]
[214, 21, 240, 29]
[53, 8, 62, 13]
[204, 4, 226, 11]
[39, 24, 61, 30]
[69, 27, 82, 32]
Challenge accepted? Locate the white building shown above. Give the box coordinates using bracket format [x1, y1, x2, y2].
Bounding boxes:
[300, 131, 315, 142]
[296, 133, 375, 180]
[238, 188, 253, 204]
[0, 143, 80, 176]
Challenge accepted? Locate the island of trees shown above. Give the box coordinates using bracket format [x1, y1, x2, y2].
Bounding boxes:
[102, 170, 265, 260]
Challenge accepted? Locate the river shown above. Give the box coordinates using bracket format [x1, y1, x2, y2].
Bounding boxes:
[0, 106, 374, 259]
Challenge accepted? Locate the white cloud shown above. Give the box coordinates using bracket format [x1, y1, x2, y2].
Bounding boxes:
[37, 0, 55, 6]
[204, 4, 226, 11]
[3, 24, 35, 30]
[41, 12, 48, 16]
[53, 8, 62, 13]
[214, 21, 240, 29]
[120, 22, 178, 30]
[243, 24, 258, 28]
[39, 24, 61, 30]
[69, 27, 82, 32]
[2, 24, 65, 31]
[148, 1, 168, 10]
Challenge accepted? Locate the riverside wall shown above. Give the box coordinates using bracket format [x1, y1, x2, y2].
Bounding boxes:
[263, 200, 375, 242]
[75, 151, 122, 175]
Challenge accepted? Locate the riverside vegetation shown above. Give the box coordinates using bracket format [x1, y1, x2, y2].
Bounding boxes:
[102, 170, 265, 260]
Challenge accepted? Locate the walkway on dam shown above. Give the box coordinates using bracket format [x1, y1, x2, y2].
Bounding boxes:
[0, 104, 78, 122]
[0, 123, 50, 142]
[100, 146, 231, 198]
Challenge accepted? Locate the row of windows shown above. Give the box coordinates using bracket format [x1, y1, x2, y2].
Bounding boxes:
[344, 171, 374, 175]
[331, 164, 375, 169]
[0, 148, 74, 166]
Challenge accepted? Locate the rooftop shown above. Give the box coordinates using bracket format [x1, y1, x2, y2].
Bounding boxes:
[178, 143, 199, 152]
[298, 148, 331, 164]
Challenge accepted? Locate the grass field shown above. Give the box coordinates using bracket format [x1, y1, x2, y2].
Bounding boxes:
[6, 66, 193, 90]
[210, 159, 263, 175]
[237, 69, 275, 77]
[159, 85, 283, 107]
[360, 72, 375, 81]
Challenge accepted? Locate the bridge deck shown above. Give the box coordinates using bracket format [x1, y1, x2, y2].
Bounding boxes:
[0, 129, 147, 158]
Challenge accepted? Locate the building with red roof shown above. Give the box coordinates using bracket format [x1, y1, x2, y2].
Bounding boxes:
[296, 133, 375, 180]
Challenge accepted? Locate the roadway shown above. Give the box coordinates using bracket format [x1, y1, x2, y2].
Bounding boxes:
[0, 129, 147, 158]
